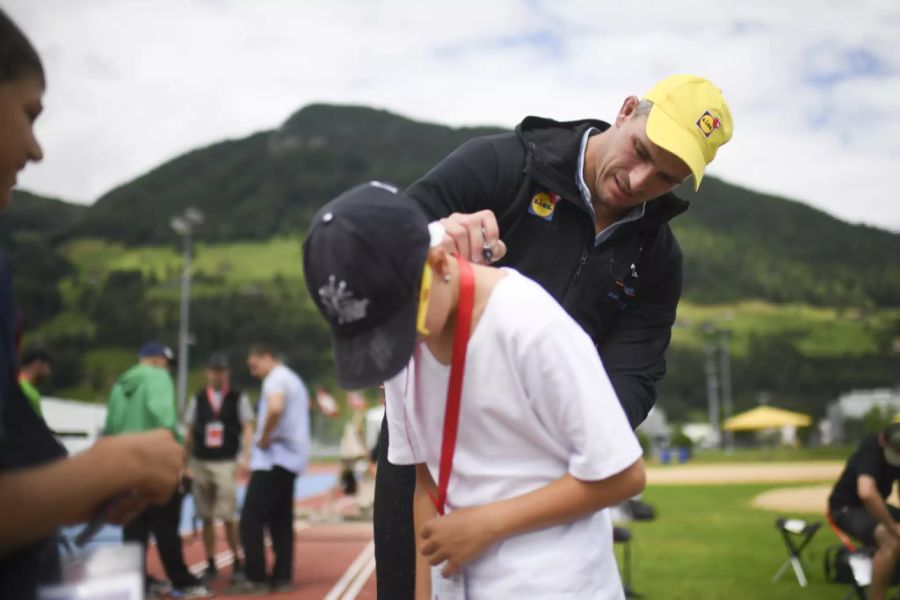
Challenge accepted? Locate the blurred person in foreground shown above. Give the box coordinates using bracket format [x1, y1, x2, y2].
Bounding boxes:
[183, 352, 254, 583]
[0, 10, 182, 598]
[104, 342, 212, 599]
[829, 423, 900, 600]
[225, 345, 310, 595]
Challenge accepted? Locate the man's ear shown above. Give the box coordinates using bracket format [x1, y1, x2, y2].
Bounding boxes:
[614, 95, 640, 127]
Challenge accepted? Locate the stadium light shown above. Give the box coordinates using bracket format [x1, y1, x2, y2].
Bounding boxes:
[171, 207, 204, 414]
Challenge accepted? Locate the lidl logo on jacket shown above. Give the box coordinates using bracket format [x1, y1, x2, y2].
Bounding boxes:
[528, 192, 560, 221]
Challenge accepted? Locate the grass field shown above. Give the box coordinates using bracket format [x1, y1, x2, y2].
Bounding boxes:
[672, 300, 894, 358]
[628, 483, 852, 599]
[62, 237, 305, 288]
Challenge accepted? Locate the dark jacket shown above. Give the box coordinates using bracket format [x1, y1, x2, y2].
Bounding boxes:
[407, 116, 688, 426]
[0, 254, 67, 598]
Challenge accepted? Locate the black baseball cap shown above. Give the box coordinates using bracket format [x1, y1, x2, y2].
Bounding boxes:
[302, 182, 431, 389]
[139, 342, 174, 361]
[207, 353, 230, 370]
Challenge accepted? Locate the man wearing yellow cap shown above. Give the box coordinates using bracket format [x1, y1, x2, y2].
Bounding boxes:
[372, 74, 733, 598]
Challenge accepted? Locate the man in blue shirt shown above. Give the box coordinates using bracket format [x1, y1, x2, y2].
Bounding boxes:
[226, 344, 310, 595]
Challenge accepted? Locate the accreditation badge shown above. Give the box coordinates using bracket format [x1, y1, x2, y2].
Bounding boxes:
[431, 563, 465, 600]
[205, 421, 225, 448]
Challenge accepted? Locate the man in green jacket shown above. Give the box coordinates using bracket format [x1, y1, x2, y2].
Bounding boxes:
[105, 343, 180, 440]
[104, 342, 211, 599]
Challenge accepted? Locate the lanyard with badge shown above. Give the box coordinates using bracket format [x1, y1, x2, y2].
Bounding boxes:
[204, 387, 227, 449]
[426, 257, 475, 600]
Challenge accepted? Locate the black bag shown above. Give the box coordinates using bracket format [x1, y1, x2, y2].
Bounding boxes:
[626, 498, 656, 521]
[825, 545, 873, 585]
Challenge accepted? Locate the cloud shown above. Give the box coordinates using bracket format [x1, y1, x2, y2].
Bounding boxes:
[6, 0, 900, 231]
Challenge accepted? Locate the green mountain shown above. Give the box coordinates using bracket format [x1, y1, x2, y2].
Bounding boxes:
[1, 190, 87, 244]
[675, 179, 900, 307]
[1, 191, 86, 329]
[2, 104, 898, 424]
[72, 104, 502, 244]
[59, 103, 900, 309]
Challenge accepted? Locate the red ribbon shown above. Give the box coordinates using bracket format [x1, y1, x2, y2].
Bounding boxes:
[205, 386, 228, 419]
[433, 258, 475, 516]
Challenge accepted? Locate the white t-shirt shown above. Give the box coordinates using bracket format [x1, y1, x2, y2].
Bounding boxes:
[386, 269, 642, 600]
[250, 364, 311, 474]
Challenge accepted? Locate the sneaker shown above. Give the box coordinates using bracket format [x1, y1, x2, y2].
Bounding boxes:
[271, 580, 294, 593]
[229, 560, 246, 584]
[201, 562, 218, 582]
[223, 580, 269, 596]
[146, 577, 172, 598]
[170, 584, 214, 599]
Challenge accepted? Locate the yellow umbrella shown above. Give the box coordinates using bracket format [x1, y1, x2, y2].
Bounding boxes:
[722, 405, 812, 431]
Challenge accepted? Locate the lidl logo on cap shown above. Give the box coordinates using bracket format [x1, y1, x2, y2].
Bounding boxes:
[528, 192, 560, 221]
[696, 111, 721, 138]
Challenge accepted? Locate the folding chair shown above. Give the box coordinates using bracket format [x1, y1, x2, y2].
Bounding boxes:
[614, 526, 642, 598]
[825, 511, 869, 600]
[772, 516, 821, 587]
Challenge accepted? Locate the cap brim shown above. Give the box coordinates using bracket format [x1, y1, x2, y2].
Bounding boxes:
[646, 106, 707, 191]
[331, 294, 418, 389]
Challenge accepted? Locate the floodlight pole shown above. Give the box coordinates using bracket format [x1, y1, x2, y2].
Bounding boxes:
[171, 208, 203, 415]
[719, 328, 734, 452]
[704, 342, 721, 447]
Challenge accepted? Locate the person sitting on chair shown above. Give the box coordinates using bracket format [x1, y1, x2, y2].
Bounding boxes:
[829, 423, 900, 600]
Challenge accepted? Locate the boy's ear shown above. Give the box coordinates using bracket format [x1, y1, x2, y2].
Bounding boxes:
[427, 247, 450, 281]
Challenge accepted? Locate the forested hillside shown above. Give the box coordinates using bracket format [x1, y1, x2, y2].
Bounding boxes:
[3, 104, 898, 421]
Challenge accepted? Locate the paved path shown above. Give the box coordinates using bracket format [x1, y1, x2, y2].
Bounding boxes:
[647, 461, 845, 485]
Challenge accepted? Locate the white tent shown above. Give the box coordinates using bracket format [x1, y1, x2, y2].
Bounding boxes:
[41, 397, 106, 455]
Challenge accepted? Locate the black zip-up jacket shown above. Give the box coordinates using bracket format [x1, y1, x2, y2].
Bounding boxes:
[407, 116, 689, 427]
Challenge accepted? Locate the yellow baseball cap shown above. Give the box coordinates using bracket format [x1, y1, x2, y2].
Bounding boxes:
[643, 74, 733, 190]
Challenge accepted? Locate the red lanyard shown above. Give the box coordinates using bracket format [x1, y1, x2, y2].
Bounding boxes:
[206, 386, 228, 419]
[433, 258, 475, 516]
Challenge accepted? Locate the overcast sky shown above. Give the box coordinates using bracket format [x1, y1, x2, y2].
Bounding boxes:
[7, 0, 900, 231]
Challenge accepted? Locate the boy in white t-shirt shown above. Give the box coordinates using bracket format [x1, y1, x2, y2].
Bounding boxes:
[303, 182, 645, 599]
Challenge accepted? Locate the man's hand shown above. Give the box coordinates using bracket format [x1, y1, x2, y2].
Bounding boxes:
[123, 430, 185, 505]
[102, 492, 147, 525]
[74, 430, 183, 526]
[420, 505, 499, 576]
[238, 453, 251, 479]
[438, 211, 507, 265]
[257, 435, 271, 450]
[891, 522, 900, 540]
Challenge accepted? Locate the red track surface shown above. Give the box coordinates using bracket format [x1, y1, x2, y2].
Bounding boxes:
[146, 466, 377, 599]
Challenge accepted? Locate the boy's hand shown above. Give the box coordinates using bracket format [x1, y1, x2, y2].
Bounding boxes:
[420, 505, 499, 576]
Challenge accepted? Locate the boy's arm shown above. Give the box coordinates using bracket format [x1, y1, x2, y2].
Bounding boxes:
[414, 464, 439, 600]
[420, 458, 645, 576]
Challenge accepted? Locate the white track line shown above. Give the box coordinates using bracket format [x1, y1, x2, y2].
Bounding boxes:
[341, 552, 377, 599]
[323, 541, 375, 600]
[187, 522, 310, 576]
